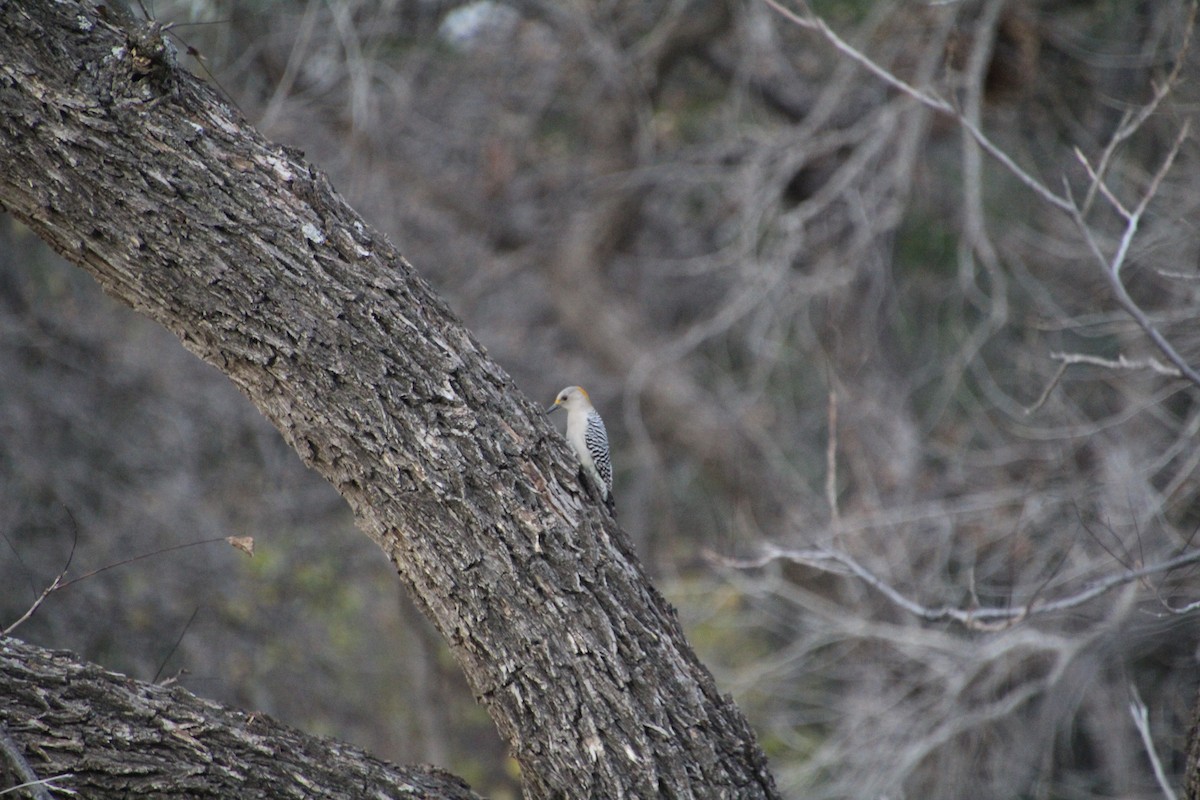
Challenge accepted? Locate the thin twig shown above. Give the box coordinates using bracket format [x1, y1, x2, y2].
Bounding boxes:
[1074, 147, 1131, 219]
[56, 535, 234, 591]
[1157, 268, 1200, 282]
[1025, 361, 1069, 414]
[1075, 504, 1132, 573]
[0, 776, 75, 797]
[2, 574, 65, 637]
[1049, 352, 1183, 378]
[825, 385, 840, 527]
[153, 606, 200, 684]
[2, 509, 78, 636]
[1129, 685, 1178, 800]
[4, 535, 236, 636]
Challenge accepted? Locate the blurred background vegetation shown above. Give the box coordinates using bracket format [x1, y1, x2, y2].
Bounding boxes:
[3, 1, 1200, 797]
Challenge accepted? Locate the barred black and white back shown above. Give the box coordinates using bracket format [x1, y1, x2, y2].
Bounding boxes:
[584, 409, 612, 500]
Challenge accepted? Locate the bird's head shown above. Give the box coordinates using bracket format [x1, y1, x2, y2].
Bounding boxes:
[546, 385, 590, 414]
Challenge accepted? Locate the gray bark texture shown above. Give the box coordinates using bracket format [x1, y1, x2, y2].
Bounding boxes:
[0, 636, 483, 800]
[1188, 684, 1200, 800]
[0, 1, 779, 797]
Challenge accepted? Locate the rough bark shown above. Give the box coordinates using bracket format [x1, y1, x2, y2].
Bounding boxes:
[1187, 683, 1200, 800]
[0, 2, 779, 798]
[0, 636, 481, 800]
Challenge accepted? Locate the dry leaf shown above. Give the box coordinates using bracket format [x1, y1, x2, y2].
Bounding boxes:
[225, 536, 255, 557]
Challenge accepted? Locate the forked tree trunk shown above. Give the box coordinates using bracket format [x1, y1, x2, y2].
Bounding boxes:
[0, 2, 779, 798]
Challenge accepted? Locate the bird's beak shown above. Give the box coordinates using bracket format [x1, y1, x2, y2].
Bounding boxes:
[545, 402, 560, 414]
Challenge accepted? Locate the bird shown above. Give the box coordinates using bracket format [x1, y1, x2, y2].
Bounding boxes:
[547, 385, 615, 513]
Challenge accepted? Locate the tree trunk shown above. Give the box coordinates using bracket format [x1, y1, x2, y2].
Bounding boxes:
[0, 636, 482, 800]
[0, 2, 779, 797]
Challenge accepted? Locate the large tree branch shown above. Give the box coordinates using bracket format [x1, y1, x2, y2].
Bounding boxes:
[0, 636, 482, 799]
[0, 3, 778, 797]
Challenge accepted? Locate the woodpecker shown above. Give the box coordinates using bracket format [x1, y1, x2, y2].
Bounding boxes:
[547, 385, 614, 512]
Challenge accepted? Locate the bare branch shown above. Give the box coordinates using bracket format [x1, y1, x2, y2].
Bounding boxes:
[1082, 2, 1197, 214]
[1130, 121, 1190, 224]
[1050, 351, 1184, 378]
[1070, 122, 1200, 388]
[1075, 147, 1132, 220]
[769, 0, 1200, 393]
[763, 0, 1075, 213]
[2, 574, 64, 637]
[714, 544, 1200, 629]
